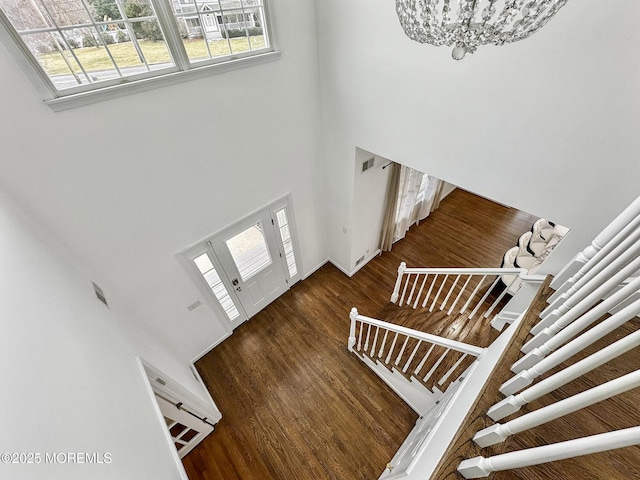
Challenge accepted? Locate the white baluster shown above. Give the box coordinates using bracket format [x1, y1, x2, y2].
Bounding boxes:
[483, 275, 519, 318]
[422, 274, 439, 308]
[395, 336, 410, 366]
[549, 215, 640, 300]
[551, 194, 640, 290]
[469, 276, 501, 319]
[386, 332, 399, 364]
[407, 273, 418, 305]
[403, 340, 423, 373]
[448, 275, 473, 315]
[438, 353, 468, 387]
[458, 426, 640, 478]
[378, 329, 389, 358]
[423, 348, 450, 383]
[391, 262, 406, 303]
[370, 326, 380, 356]
[441, 274, 461, 311]
[502, 297, 640, 395]
[539, 237, 640, 326]
[511, 282, 633, 373]
[430, 274, 449, 312]
[413, 343, 435, 375]
[364, 323, 372, 351]
[414, 274, 429, 309]
[534, 250, 640, 335]
[489, 329, 640, 420]
[400, 274, 412, 306]
[476, 370, 640, 447]
[460, 275, 487, 314]
[524, 275, 640, 354]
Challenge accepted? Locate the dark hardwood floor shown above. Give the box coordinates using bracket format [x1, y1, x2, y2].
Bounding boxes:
[184, 189, 540, 480]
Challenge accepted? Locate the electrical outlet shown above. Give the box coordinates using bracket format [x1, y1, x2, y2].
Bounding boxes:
[187, 300, 201, 311]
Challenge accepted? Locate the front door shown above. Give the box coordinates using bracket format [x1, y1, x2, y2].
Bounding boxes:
[210, 210, 288, 318]
[183, 198, 301, 329]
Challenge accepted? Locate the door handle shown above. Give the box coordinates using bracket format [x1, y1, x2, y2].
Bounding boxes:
[232, 278, 239, 286]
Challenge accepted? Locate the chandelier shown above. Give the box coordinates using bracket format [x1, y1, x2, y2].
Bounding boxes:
[395, 0, 569, 60]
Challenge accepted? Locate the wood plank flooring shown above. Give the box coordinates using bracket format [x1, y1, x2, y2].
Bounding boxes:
[184, 189, 540, 480]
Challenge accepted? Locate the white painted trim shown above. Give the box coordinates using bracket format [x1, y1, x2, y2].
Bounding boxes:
[46, 51, 282, 112]
[352, 249, 382, 276]
[177, 193, 293, 255]
[303, 258, 330, 280]
[190, 331, 233, 363]
[140, 357, 221, 420]
[135, 358, 190, 480]
[328, 250, 382, 278]
[188, 363, 221, 415]
[329, 258, 353, 277]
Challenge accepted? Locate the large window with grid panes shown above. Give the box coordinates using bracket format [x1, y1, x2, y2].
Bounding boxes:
[0, 0, 274, 104]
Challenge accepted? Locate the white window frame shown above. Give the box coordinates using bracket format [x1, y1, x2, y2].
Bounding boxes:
[0, 0, 279, 111]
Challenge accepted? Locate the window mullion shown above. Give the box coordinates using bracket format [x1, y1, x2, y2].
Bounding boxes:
[150, 0, 190, 71]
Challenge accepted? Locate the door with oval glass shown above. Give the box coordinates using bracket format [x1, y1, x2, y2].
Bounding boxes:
[184, 200, 301, 330]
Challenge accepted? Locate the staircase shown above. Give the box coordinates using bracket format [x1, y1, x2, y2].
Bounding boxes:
[347, 194, 640, 479]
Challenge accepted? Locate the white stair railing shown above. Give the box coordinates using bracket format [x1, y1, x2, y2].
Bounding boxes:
[546, 217, 640, 305]
[550, 194, 640, 291]
[488, 328, 640, 420]
[510, 295, 640, 377]
[522, 274, 640, 353]
[536, 238, 640, 331]
[349, 308, 484, 393]
[390, 263, 542, 321]
[501, 296, 640, 396]
[458, 426, 640, 478]
[474, 369, 640, 447]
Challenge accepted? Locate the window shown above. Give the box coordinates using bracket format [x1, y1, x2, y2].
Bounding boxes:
[0, 0, 275, 107]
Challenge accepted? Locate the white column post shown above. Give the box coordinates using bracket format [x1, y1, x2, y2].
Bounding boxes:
[475, 370, 640, 447]
[501, 297, 640, 395]
[391, 262, 407, 303]
[348, 307, 358, 352]
[489, 328, 640, 420]
[551, 195, 640, 290]
[458, 426, 640, 478]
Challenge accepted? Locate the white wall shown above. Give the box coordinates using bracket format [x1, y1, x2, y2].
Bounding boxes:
[350, 149, 392, 272]
[0, 189, 184, 480]
[0, 0, 326, 365]
[317, 0, 640, 274]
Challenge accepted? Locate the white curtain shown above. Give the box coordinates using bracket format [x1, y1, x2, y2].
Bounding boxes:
[393, 166, 444, 243]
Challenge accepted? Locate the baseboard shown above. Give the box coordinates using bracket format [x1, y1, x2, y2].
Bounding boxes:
[303, 258, 330, 280]
[191, 331, 232, 363]
[329, 258, 353, 277]
[351, 249, 381, 276]
[328, 249, 382, 278]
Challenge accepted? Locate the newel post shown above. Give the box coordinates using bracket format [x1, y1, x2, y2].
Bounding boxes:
[391, 262, 407, 303]
[348, 308, 358, 352]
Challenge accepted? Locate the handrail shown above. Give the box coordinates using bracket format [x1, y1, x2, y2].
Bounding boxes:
[350, 310, 485, 357]
[399, 266, 541, 281]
